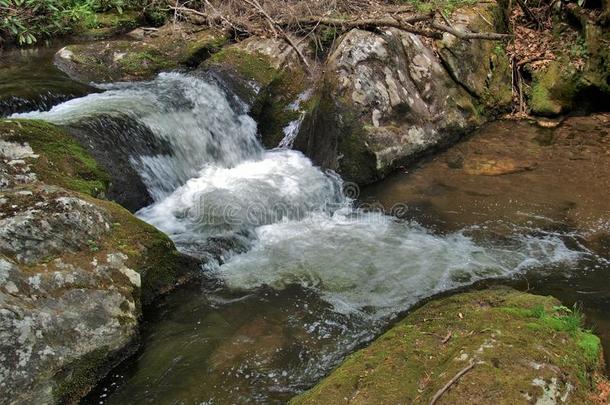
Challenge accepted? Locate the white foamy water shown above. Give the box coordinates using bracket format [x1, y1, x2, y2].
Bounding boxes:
[215, 211, 582, 317]
[13, 72, 261, 200]
[138, 149, 343, 235]
[16, 72, 588, 319]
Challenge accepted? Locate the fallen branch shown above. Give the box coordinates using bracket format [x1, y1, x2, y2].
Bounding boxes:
[430, 22, 510, 40]
[171, 6, 509, 41]
[285, 13, 435, 30]
[429, 361, 476, 405]
[515, 0, 542, 29]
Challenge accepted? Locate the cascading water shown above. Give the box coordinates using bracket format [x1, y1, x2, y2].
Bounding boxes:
[15, 72, 597, 403]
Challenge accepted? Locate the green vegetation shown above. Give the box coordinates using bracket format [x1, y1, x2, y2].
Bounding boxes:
[209, 48, 279, 89]
[0, 0, 164, 46]
[0, 119, 110, 196]
[529, 61, 578, 116]
[207, 47, 308, 148]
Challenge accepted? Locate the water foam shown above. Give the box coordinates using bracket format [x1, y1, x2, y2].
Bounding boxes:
[13, 72, 260, 199]
[215, 211, 583, 317]
[15, 71, 589, 319]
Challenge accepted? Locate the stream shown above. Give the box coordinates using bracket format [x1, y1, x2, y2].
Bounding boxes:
[2, 47, 609, 404]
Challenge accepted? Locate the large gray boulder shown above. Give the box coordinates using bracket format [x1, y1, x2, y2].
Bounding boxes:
[294, 27, 481, 184]
[0, 119, 194, 403]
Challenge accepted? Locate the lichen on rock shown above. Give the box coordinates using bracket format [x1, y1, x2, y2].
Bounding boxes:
[436, 3, 513, 111]
[294, 26, 483, 184]
[0, 118, 196, 403]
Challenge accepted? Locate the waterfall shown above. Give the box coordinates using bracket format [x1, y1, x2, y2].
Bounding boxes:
[14, 72, 587, 319]
[14, 72, 262, 200]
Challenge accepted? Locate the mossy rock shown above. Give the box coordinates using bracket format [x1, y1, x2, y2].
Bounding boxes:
[1, 118, 198, 402]
[529, 61, 579, 116]
[55, 23, 228, 83]
[205, 42, 309, 148]
[75, 10, 144, 41]
[526, 13, 610, 116]
[207, 47, 280, 93]
[0, 118, 194, 303]
[436, 3, 513, 114]
[291, 288, 607, 404]
[294, 83, 379, 184]
[0, 119, 109, 197]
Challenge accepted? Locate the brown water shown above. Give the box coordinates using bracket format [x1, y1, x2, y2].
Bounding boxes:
[361, 115, 610, 371]
[85, 116, 610, 404]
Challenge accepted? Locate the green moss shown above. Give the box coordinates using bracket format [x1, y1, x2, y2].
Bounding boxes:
[209, 48, 278, 87]
[60, 28, 228, 83]
[530, 81, 562, 116]
[183, 35, 229, 66]
[480, 44, 513, 111]
[291, 288, 606, 404]
[0, 118, 189, 303]
[90, 197, 196, 304]
[398, 0, 478, 15]
[75, 10, 142, 40]
[119, 50, 174, 76]
[207, 46, 309, 148]
[0, 119, 109, 197]
[577, 332, 602, 366]
[54, 347, 110, 403]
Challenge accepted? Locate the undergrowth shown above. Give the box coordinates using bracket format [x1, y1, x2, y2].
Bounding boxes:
[0, 0, 164, 46]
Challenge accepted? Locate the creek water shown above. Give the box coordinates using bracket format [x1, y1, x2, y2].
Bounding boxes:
[4, 48, 609, 404]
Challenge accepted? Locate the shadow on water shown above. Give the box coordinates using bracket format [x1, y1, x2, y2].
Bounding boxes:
[0, 45, 98, 116]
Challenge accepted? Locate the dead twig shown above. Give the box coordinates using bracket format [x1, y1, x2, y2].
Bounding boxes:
[515, 0, 542, 29]
[429, 361, 476, 405]
[430, 22, 510, 40]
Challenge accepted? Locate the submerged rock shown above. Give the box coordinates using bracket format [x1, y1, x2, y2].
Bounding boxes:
[291, 288, 608, 404]
[0, 118, 196, 403]
[54, 23, 228, 83]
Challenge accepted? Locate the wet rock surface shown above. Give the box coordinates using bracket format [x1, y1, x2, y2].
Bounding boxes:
[202, 35, 312, 148]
